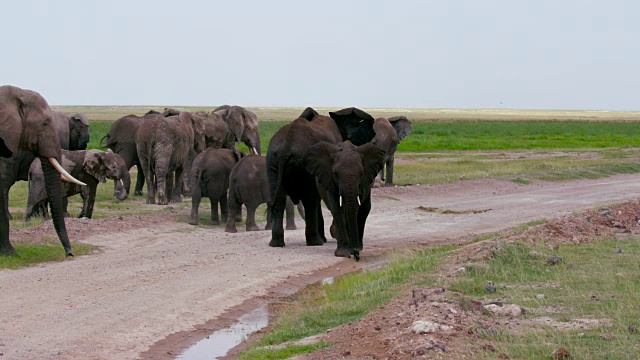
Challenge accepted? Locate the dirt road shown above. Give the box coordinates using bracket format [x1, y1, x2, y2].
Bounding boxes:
[2, 174, 640, 359]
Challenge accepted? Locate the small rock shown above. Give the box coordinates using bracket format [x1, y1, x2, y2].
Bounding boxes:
[485, 286, 497, 293]
[536, 294, 545, 299]
[341, 350, 351, 356]
[578, 333, 584, 337]
[413, 342, 433, 356]
[600, 207, 612, 217]
[462, 300, 483, 312]
[599, 332, 613, 341]
[566, 263, 574, 269]
[628, 325, 637, 333]
[432, 343, 447, 352]
[484, 304, 524, 317]
[551, 347, 571, 359]
[546, 254, 563, 265]
[497, 353, 510, 359]
[456, 267, 467, 272]
[374, 326, 381, 331]
[411, 320, 439, 334]
[616, 273, 624, 277]
[591, 295, 599, 301]
[613, 248, 623, 253]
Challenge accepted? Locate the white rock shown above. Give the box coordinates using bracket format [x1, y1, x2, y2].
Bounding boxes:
[484, 304, 523, 317]
[536, 294, 545, 299]
[411, 321, 439, 334]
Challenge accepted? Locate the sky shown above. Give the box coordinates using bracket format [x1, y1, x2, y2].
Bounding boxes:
[2, 0, 638, 110]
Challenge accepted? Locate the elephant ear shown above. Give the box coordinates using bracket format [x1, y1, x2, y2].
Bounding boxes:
[84, 150, 107, 183]
[305, 142, 340, 192]
[356, 143, 386, 186]
[162, 108, 181, 117]
[0, 137, 12, 158]
[71, 113, 89, 126]
[224, 107, 244, 143]
[299, 107, 319, 121]
[213, 104, 231, 112]
[388, 116, 412, 142]
[329, 107, 376, 146]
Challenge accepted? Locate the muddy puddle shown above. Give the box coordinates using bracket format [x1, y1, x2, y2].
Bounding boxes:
[174, 255, 392, 359]
[176, 306, 270, 359]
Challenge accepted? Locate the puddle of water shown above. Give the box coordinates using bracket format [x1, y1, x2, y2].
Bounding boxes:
[176, 306, 269, 360]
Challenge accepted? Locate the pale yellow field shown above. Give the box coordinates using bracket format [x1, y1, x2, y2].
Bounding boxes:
[52, 106, 640, 122]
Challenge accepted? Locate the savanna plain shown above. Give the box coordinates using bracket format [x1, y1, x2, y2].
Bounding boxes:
[2, 106, 640, 359]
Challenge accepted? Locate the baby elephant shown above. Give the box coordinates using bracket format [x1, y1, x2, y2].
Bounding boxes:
[189, 147, 244, 225]
[25, 149, 129, 220]
[225, 154, 300, 233]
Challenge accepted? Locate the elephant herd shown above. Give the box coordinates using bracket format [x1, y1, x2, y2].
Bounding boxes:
[0, 85, 412, 261]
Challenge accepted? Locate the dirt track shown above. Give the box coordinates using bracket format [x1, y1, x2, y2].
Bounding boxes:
[2, 174, 640, 359]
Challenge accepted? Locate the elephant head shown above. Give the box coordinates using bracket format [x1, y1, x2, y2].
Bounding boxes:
[388, 116, 412, 142]
[0, 85, 85, 256]
[305, 141, 385, 259]
[84, 150, 129, 201]
[69, 113, 90, 150]
[329, 107, 376, 146]
[179, 111, 206, 154]
[214, 105, 261, 155]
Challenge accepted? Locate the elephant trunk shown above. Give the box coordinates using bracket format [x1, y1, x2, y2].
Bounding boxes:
[253, 136, 261, 156]
[40, 157, 73, 256]
[114, 178, 128, 201]
[342, 190, 361, 261]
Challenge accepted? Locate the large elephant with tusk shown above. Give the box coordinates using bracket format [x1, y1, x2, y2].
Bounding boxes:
[0, 85, 86, 256]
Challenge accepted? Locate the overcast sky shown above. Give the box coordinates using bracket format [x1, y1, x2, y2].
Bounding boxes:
[2, 1, 638, 109]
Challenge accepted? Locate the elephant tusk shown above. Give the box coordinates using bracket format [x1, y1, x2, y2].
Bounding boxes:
[339, 196, 342, 207]
[251, 147, 258, 155]
[60, 174, 73, 182]
[120, 179, 124, 187]
[48, 157, 87, 186]
[358, 196, 361, 206]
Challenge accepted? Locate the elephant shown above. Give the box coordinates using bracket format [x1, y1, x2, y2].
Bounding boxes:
[159, 109, 235, 196]
[1, 110, 90, 219]
[213, 105, 261, 155]
[266, 106, 377, 258]
[101, 111, 159, 196]
[189, 147, 244, 225]
[136, 111, 206, 205]
[305, 141, 385, 260]
[372, 116, 412, 187]
[225, 154, 301, 233]
[24, 149, 129, 220]
[0, 85, 85, 256]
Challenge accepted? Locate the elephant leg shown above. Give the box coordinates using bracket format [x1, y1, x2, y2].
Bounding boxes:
[297, 202, 305, 221]
[384, 156, 395, 187]
[134, 164, 145, 196]
[62, 197, 70, 218]
[265, 203, 273, 230]
[285, 197, 297, 230]
[171, 168, 184, 203]
[80, 185, 97, 219]
[220, 192, 228, 224]
[139, 153, 155, 204]
[224, 192, 239, 233]
[245, 204, 260, 231]
[356, 196, 372, 251]
[165, 172, 174, 203]
[189, 187, 201, 225]
[301, 197, 324, 246]
[210, 198, 220, 225]
[155, 161, 169, 206]
[268, 195, 286, 247]
[0, 178, 14, 255]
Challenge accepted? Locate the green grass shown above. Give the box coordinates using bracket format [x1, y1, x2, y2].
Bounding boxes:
[449, 239, 640, 359]
[238, 247, 453, 359]
[0, 240, 97, 269]
[393, 156, 640, 185]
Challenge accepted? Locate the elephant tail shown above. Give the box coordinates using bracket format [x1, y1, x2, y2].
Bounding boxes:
[190, 166, 204, 198]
